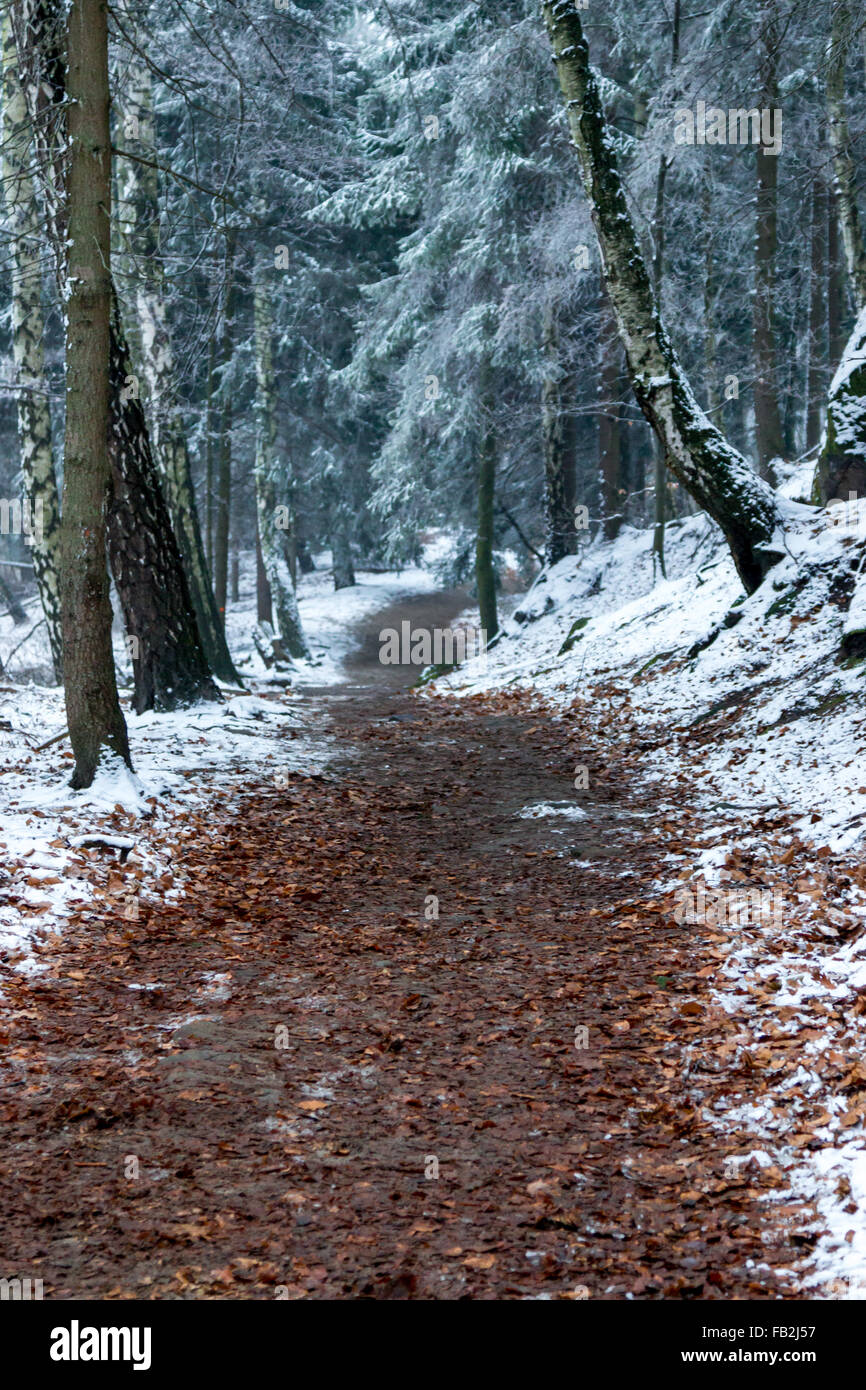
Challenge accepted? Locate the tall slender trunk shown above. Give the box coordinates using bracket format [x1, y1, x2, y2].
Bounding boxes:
[213, 235, 236, 627]
[205, 331, 217, 574]
[115, 63, 239, 683]
[827, 1, 866, 310]
[16, 0, 217, 712]
[106, 294, 220, 712]
[828, 191, 847, 365]
[806, 176, 828, 453]
[542, 300, 577, 564]
[476, 364, 498, 640]
[255, 515, 273, 625]
[598, 297, 624, 541]
[253, 257, 308, 656]
[62, 0, 130, 786]
[542, 0, 781, 594]
[650, 152, 670, 572]
[753, 1, 783, 483]
[1, 11, 62, 678]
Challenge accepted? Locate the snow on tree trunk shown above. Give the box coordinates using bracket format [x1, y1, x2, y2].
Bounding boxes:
[107, 293, 221, 713]
[542, 0, 782, 595]
[253, 260, 308, 658]
[15, 0, 218, 712]
[542, 301, 577, 565]
[1, 10, 62, 679]
[812, 7, 866, 505]
[115, 63, 240, 684]
[813, 306, 866, 504]
[826, 2, 866, 312]
[842, 562, 866, 660]
[62, 0, 131, 787]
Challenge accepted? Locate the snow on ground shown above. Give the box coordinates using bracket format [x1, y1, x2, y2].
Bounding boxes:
[0, 547, 440, 971]
[436, 461, 866, 1296]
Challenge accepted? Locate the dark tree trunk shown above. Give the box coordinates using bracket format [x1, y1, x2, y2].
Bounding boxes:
[213, 232, 237, 626]
[599, 293, 624, 541]
[115, 61, 240, 685]
[16, 0, 218, 712]
[753, 2, 783, 484]
[542, 300, 577, 564]
[62, 0, 130, 787]
[476, 368, 499, 640]
[805, 176, 828, 454]
[828, 192, 847, 367]
[107, 295, 219, 714]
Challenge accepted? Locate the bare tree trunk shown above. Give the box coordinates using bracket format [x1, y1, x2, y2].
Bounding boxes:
[598, 298, 624, 542]
[0, 571, 28, 625]
[253, 257, 308, 657]
[204, 331, 217, 574]
[827, 0, 866, 310]
[1, 11, 62, 678]
[16, 0, 218, 713]
[753, 0, 783, 484]
[806, 175, 828, 453]
[542, 0, 781, 594]
[255, 516, 273, 626]
[542, 300, 577, 564]
[62, 0, 130, 787]
[106, 294, 220, 713]
[213, 234, 236, 628]
[115, 63, 240, 684]
[476, 364, 498, 640]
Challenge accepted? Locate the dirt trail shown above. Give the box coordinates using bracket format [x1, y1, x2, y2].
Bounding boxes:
[0, 592, 807, 1299]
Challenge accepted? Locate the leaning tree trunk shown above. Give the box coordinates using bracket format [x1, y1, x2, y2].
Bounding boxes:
[1, 10, 62, 678]
[542, 300, 577, 565]
[62, 0, 131, 787]
[115, 63, 240, 684]
[476, 365, 499, 641]
[542, 0, 782, 594]
[15, 0, 218, 712]
[253, 260, 308, 657]
[107, 293, 220, 713]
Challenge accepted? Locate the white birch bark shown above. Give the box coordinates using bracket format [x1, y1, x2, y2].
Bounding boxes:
[542, 0, 782, 594]
[1, 10, 62, 678]
[253, 256, 309, 659]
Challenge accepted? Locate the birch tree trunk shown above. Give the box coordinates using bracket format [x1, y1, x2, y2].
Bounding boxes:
[15, 0, 218, 712]
[542, 0, 781, 594]
[115, 64, 240, 683]
[827, 1, 866, 311]
[253, 259, 308, 658]
[1, 10, 62, 678]
[62, 0, 131, 786]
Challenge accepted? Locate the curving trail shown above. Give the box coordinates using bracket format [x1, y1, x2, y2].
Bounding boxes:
[0, 593, 806, 1298]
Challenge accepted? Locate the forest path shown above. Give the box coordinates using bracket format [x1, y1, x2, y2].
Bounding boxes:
[0, 590, 807, 1298]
